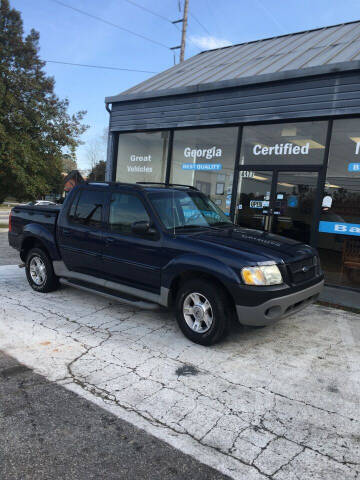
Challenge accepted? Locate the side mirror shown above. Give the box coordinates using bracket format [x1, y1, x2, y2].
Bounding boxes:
[131, 221, 157, 236]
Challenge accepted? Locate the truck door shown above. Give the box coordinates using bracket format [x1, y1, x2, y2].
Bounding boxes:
[102, 190, 161, 293]
[58, 188, 106, 276]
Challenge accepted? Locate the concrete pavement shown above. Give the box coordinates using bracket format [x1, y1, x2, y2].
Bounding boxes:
[0, 350, 228, 480]
[0, 231, 20, 266]
[0, 264, 359, 479]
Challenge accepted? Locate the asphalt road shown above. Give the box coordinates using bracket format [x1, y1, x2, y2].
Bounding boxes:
[0, 350, 229, 480]
[0, 231, 19, 266]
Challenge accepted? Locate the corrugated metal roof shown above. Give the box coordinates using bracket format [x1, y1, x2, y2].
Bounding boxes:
[107, 20, 360, 102]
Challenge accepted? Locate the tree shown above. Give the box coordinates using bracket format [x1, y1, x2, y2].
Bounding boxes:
[0, 0, 88, 203]
[88, 160, 106, 182]
[61, 154, 78, 174]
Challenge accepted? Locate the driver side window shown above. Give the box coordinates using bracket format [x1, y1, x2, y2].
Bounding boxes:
[109, 192, 150, 235]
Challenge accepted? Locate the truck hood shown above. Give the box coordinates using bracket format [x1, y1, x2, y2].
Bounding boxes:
[180, 226, 314, 263]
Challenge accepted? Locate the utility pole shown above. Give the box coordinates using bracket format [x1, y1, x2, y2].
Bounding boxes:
[171, 0, 189, 63]
[180, 0, 189, 62]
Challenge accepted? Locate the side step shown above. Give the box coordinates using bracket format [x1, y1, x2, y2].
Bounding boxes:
[59, 278, 160, 310]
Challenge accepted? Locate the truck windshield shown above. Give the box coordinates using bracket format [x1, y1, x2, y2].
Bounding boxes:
[148, 190, 233, 231]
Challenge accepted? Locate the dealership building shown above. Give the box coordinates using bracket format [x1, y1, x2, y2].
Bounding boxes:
[105, 21, 360, 297]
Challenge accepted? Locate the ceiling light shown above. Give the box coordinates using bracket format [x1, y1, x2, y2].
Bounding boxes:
[292, 139, 325, 149]
[253, 175, 269, 181]
[281, 127, 297, 136]
[325, 183, 340, 188]
[278, 182, 295, 187]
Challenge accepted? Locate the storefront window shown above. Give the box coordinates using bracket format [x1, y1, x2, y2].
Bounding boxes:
[318, 119, 360, 289]
[240, 122, 328, 166]
[170, 127, 238, 214]
[115, 131, 169, 183]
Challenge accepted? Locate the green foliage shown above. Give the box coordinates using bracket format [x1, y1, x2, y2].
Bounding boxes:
[0, 0, 88, 202]
[61, 154, 78, 174]
[88, 160, 106, 182]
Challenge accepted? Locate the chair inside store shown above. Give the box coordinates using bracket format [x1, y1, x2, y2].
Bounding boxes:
[341, 238, 360, 284]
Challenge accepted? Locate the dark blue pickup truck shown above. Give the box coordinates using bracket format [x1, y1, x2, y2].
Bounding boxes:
[9, 182, 324, 345]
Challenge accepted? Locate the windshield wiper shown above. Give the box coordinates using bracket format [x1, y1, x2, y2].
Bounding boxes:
[211, 221, 233, 227]
[174, 224, 207, 231]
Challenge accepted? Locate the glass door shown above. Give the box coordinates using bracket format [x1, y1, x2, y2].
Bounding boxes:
[235, 170, 274, 231]
[235, 168, 320, 245]
[272, 171, 319, 244]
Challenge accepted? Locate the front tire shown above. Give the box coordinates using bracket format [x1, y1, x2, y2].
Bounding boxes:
[26, 248, 59, 293]
[175, 279, 230, 345]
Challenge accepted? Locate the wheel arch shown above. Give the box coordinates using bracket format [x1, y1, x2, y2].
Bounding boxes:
[168, 269, 236, 317]
[21, 237, 51, 262]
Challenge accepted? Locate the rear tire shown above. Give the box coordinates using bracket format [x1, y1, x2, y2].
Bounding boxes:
[175, 279, 230, 345]
[25, 248, 59, 293]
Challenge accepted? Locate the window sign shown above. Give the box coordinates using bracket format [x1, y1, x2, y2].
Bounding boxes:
[182, 163, 222, 171]
[253, 142, 310, 156]
[250, 200, 269, 208]
[348, 163, 360, 172]
[319, 221, 360, 236]
[240, 121, 328, 166]
[171, 127, 238, 214]
[116, 131, 169, 183]
[318, 118, 360, 290]
[322, 195, 333, 209]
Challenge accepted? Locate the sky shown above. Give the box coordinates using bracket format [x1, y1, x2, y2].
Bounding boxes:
[11, 0, 360, 169]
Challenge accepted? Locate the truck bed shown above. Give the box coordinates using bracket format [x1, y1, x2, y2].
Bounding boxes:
[10, 204, 61, 240]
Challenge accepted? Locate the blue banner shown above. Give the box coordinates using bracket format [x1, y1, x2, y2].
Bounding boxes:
[319, 221, 360, 236]
[182, 163, 222, 171]
[348, 163, 360, 172]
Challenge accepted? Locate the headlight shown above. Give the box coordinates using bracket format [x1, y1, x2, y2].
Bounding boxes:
[241, 265, 283, 286]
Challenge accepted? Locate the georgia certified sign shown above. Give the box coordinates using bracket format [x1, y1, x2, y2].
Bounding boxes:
[253, 142, 310, 156]
[319, 221, 360, 236]
[184, 146, 222, 160]
[182, 146, 223, 170]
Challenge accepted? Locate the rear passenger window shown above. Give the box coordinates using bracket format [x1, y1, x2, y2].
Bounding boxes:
[109, 193, 149, 234]
[69, 190, 105, 227]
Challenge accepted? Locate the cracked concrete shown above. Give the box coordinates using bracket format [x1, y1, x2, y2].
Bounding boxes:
[0, 264, 359, 479]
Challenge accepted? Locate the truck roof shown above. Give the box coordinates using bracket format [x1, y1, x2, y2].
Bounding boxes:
[86, 182, 199, 192]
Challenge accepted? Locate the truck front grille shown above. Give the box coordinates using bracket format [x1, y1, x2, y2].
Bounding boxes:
[287, 256, 319, 284]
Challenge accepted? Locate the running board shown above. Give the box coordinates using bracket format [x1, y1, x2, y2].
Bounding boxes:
[53, 260, 169, 307]
[59, 278, 160, 310]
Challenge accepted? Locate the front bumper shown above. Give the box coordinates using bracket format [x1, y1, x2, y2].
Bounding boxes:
[236, 280, 324, 326]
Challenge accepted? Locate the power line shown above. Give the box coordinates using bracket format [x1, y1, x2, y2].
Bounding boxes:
[190, 12, 210, 35]
[122, 0, 172, 23]
[43, 60, 157, 73]
[122, 0, 182, 38]
[47, 0, 170, 49]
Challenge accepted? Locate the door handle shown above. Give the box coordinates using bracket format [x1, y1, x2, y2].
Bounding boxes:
[105, 237, 116, 244]
[63, 229, 71, 236]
